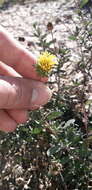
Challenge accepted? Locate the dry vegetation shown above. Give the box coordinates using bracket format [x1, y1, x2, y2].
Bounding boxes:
[0, 0, 92, 189]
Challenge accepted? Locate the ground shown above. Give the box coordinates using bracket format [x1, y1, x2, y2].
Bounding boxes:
[0, 0, 78, 57]
[0, 1, 92, 190]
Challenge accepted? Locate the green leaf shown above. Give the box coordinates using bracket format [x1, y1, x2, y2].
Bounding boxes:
[47, 145, 61, 156]
[87, 136, 92, 143]
[59, 48, 69, 55]
[33, 33, 40, 37]
[47, 111, 62, 120]
[0, 0, 4, 5]
[60, 157, 69, 164]
[89, 31, 92, 36]
[64, 119, 75, 129]
[31, 128, 42, 135]
[68, 35, 77, 41]
[85, 99, 92, 105]
[41, 34, 47, 40]
[21, 127, 29, 132]
[47, 39, 56, 46]
[80, 0, 89, 8]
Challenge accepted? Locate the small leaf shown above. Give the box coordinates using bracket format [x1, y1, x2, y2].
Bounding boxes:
[64, 119, 75, 128]
[33, 33, 40, 37]
[86, 99, 92, 105]
[60, 157, 69, 164]
[21, 127, 29, 132]
[47, 145, 61, 156]
[87, 136, 92, 143]
[80, 0, 89, 8]
[68, 35, 77, 41]
[89, 31, 92, 36]
[0, 0, 4, 5]
[47, 111, 62, 120]
[31, 128, 42, 135]
[47, 39, 56, 45]
[41, 34, 47, 40]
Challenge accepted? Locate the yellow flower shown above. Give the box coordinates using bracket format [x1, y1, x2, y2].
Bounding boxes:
[36, 52, 57, 77]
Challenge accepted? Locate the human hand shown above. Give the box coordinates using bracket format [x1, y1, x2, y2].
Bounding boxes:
[0, 27, 51, 132]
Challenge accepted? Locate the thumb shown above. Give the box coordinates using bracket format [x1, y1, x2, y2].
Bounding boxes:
[0, 76, 51, 110]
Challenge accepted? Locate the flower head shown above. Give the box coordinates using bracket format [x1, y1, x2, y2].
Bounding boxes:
[36, 51, 57, 77]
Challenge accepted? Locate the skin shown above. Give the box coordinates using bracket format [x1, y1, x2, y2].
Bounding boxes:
[0, 26, 52, 132]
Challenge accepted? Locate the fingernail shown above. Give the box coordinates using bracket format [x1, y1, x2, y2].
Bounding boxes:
[31, 86, 52, 109]
[31, 89, 38, 103]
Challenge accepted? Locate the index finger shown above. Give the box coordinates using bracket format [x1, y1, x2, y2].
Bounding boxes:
[0, 26, 47, 82]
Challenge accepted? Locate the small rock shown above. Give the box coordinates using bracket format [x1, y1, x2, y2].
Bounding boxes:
[55, 17, 62, 24]
[18, 36, 25, 42]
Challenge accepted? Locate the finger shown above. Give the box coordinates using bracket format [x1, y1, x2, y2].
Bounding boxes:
[13, 49, 48, 82]
[0, 76, 51, 109]
[8, 109, 28, 124]
[0, 27, 47, 82]
[0, 109, 17, 132]
[0, 61, 28, 124]
[0, 61, 21, 77]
